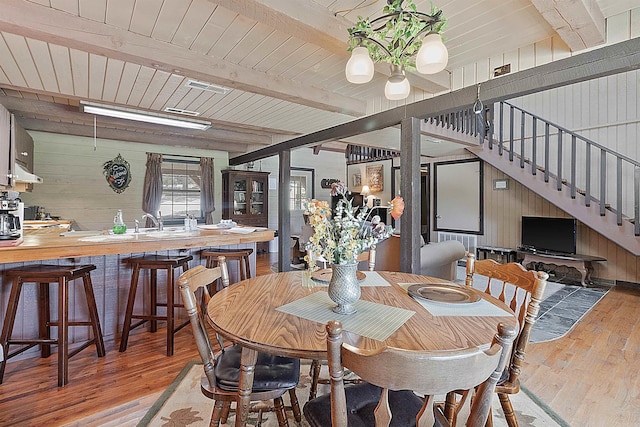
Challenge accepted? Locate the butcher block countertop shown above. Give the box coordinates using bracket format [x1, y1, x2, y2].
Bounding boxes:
[0, 226, 274, 263]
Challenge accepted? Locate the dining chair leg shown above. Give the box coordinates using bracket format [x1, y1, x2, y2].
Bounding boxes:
[444, 391, 458, 424]
[274, 396, 288, 427]
[309, 359, 321, 400]
[211, 400, 224, 427]
[220, 402, 231, 424]
[38, 282, 51, 357]
[288, 388, 302, 423]
[499, 393, 518, 427]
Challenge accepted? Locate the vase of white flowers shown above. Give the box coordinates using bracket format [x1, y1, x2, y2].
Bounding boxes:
[304, 181, 405, 314]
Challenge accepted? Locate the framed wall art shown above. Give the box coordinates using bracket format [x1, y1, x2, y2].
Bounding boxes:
[366, 164, 383, 192]
[352, 173, 362, 188]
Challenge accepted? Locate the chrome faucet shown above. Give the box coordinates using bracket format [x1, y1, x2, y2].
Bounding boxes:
[141, 211, 163, 231]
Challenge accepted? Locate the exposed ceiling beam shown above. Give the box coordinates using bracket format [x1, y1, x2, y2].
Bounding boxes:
[0, 0, 366, 117]
[530, 0, 605, 51]
[21, 118, 248, 153]
[210, 0, 450, 92]
[0, 95, 273, 146]
[230, 37, 640, 164]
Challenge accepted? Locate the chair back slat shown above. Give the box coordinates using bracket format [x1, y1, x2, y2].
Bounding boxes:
[326, 320, 517, 427]
[178, 261, 229, 389]
[464, 253, 548, 392]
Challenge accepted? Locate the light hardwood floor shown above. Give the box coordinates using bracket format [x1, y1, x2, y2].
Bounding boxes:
[0, 252, 638, 426]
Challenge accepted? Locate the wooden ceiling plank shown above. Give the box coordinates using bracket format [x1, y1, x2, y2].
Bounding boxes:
[49, 43, 74, 95]
[190, 5, 236, 55]
[253, 37, 305, 73]
[69, 48, 88, 98]
[237, 29, 290, 69]
[0, 36, 25, 86]
[102, 58, 125, 103]
[25, 38, 59, 93]
[129, 0, 163, 37]
[182, 90, 218, 113]
[79, 0, 106, 23]
[530, 0, 605, 51]
[3, 33, 44, 90]
[224, 22, 275, 65]
[171, 0, 217, 48]
[88, 53, 107, 100]
[105, 0, 135, 29]
[50, 0, 78, 15]
[149, 74, 187, 111]
[126, 66, 156, 106]
[138, 69, 171, 109]
[209, 15, 257, 60]
[0, 0, 366, 116]
[114, 62, 141, 104]
[151, 0, 192, 42]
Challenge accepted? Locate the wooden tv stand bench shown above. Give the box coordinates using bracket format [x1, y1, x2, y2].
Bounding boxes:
[517, 250, 606, 287]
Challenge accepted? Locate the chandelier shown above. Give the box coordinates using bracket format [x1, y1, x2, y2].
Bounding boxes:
[345, 0, 448, 100]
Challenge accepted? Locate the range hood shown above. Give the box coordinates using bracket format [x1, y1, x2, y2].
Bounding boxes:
[13, 163, 43, 184]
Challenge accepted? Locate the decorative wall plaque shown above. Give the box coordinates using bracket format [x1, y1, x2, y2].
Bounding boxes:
[103, 153, 131, 193]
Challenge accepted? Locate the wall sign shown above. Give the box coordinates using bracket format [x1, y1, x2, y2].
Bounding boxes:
[103, 153, 132, 193]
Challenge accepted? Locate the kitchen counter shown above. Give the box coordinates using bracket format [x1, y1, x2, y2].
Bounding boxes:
[0, 227, 274, 263]
[0, 226, 275, 355]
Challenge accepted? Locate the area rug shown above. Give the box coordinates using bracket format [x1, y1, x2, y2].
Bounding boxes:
[529, 284, 609, 343]
[457, 266, 609, 344]
[138, 361, 569, 427]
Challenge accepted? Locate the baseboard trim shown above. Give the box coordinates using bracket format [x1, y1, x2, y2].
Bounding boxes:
[615, 280, 640, 289]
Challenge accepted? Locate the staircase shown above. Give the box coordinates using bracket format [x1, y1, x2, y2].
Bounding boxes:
[429, 102, 640, 256]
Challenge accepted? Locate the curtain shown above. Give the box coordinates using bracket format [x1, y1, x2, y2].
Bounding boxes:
[200, 157, 215, 224]
[142, 153, 163, 227]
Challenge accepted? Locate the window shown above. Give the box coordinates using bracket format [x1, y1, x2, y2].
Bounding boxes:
[289, 175, 307, 210]
[160, 156, 202, 223]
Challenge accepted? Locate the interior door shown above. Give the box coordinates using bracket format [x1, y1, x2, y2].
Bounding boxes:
[434, 159, 483, 234]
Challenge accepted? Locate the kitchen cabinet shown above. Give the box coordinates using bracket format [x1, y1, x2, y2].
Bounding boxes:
[13, 120, 34, 172]
[222, 170, 270, 251]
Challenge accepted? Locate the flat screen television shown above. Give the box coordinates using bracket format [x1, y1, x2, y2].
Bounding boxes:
[521, 216, 577, 254]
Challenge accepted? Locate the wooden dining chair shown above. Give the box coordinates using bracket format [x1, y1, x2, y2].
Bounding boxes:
[178, 261, 302, 426]
[303, 320, 517, 427]
[444, 253, 549, 427]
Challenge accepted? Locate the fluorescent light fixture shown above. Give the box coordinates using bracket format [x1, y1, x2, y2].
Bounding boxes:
[79, 101, 211, 130]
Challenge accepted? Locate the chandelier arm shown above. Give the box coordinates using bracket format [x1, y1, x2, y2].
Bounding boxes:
[396, 27, 433, 59]
[352, 34, 393, 58]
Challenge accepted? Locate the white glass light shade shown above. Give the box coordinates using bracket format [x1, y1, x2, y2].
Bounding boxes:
[384, 74, 410, 100]
[345, 46, 375, 84]
[416, 32, 448, 74]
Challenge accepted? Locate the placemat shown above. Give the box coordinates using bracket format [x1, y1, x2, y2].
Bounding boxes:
[398, 283, 512, 317]
[276, 291, 414, 341]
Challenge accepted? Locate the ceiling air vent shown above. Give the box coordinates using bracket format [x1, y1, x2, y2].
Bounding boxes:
[185, 80, 231, 95]
[163, 107, 200, 117]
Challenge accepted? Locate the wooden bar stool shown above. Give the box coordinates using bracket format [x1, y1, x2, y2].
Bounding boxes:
[119, 254, 192, 356]
[202, 248, 253, 288]
[0, 264, 106, 387]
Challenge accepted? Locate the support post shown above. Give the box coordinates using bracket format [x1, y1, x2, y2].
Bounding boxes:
[399, 117, 422, 273]
[278, 150, 291, 272]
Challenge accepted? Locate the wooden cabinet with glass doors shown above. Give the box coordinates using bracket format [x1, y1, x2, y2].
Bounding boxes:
[222, 170, 270, 238]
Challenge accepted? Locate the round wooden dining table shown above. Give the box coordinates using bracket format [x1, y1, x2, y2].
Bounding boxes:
[206, 270, 517, 427]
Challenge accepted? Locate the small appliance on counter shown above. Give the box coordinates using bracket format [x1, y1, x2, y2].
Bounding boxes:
[0, 191, 24, 244]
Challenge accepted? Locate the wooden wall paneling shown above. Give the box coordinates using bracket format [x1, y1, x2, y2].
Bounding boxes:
[519, 44, 535, 71]
[633, 8, 640, 37]
[534, 38, 553, 66]
[607, 12, 630, 44]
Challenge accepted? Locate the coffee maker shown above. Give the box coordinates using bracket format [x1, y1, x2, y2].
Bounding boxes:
[0, 192, 24, 241]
